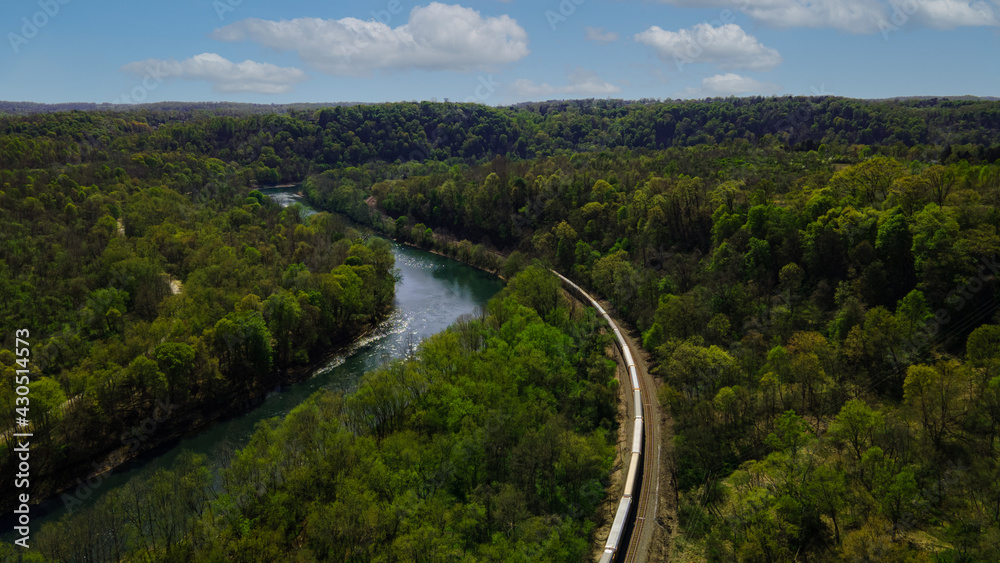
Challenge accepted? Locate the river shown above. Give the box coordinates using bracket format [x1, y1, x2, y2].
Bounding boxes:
[8, 186, 504, 536]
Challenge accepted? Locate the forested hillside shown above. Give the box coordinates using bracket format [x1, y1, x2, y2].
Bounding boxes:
[3, 96, 1000, 561]
[309, 110, 1000, 560]
[6, 96, 1000, 186]
[7, 267, 617, 561]
[0, 114, 397, 508]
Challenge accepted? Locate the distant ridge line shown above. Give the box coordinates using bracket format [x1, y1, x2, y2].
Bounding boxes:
[0, 100, 370, 116]
[3, 95, 1000, 116]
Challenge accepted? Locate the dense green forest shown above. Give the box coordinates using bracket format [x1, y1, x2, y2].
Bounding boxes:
[2, 267, 618, 561]
[306, 110, 1000, 560]
[3, 96, 1000, 561]
[0, 112, 398, 508]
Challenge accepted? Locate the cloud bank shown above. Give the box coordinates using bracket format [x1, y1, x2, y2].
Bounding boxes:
[212, 3, 530, 75]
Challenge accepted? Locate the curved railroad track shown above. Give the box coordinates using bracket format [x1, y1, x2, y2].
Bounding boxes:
[553, 272, 659, 563]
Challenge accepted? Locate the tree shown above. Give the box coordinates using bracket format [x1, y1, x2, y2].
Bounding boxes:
[844, 307, 902, 393]
[982, 377, 1000, 453]
[895, 290, 932, 347]
[126, 356, 168, 407]
[802, 464, 847, 544]
[394, 215, 408, 238]
[863, 447, 918, 539]
[591, 250, 639, 313]
[211, 310, 273, 386]
[553, 221, 578, 270]
[832, 156, 905, 205]
[828, 399, 884, 462]
[665, 341, 738, 401]
[82, 287, 128, 336]
[507, 265, 562, 319]
[263, 290, 304, 368]
[921, 164, 958, 206]
[903, 362, 965, 450]
[651, 294, 706, 342]
[785, 331, 832, 420]
[891, 167, 930, 210]
[967, 324, 1000, 385]
[153, 342, 196, 399]
[909, 203, 960, 298]
[875, 209, 915, 298]
[28, 377, 68, 422]
[779, 262, 804, 303]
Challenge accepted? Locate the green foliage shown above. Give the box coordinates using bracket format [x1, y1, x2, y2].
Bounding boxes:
[290, 101, 1000, 561]
[0, 111, 399, 508]
[506, 265, 563, 320]
[6, 97, 1000, 560]
[212, 310, 273, 384]
[153, 341, 195, 397]
[18, 270, 616, 561]
[28, 377, 67, 422]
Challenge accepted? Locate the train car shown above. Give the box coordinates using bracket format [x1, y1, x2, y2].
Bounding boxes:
[554, 270, 644, 563]
[599, 496, 633, 563]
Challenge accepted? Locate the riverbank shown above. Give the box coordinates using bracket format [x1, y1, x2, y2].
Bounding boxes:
[333, 193, 676, 563]
[3, 241, 505, 541]
[4, 313, 389, 517]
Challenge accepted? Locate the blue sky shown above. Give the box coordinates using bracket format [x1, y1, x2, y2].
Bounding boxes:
[2, 0, 998, 104]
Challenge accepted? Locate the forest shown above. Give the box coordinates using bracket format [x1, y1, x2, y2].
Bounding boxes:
[3, 96, 1000, 561]
[0, 110, 398, 511]
[337, 144, 1000, 561]
[4, 267, 619, 561]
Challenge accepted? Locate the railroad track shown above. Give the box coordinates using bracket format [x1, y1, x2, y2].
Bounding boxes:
[553, 272, 657, 563]
[623, 348, 658, 563]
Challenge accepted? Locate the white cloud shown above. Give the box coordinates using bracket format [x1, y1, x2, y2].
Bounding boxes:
[908, 0, 998, 28]
[212, 3, 529, 75]
[635, 23, 782, 71]
[656, 0, 999, 32]
[656, 0, 889, 33]
[679, 73, 782, 98]
[121, 53, 307, 94]
[510, 69, 621, 99]
[584, 26, 620, 44]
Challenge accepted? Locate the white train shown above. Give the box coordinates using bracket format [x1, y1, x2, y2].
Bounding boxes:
[552, 271, 643, 563]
